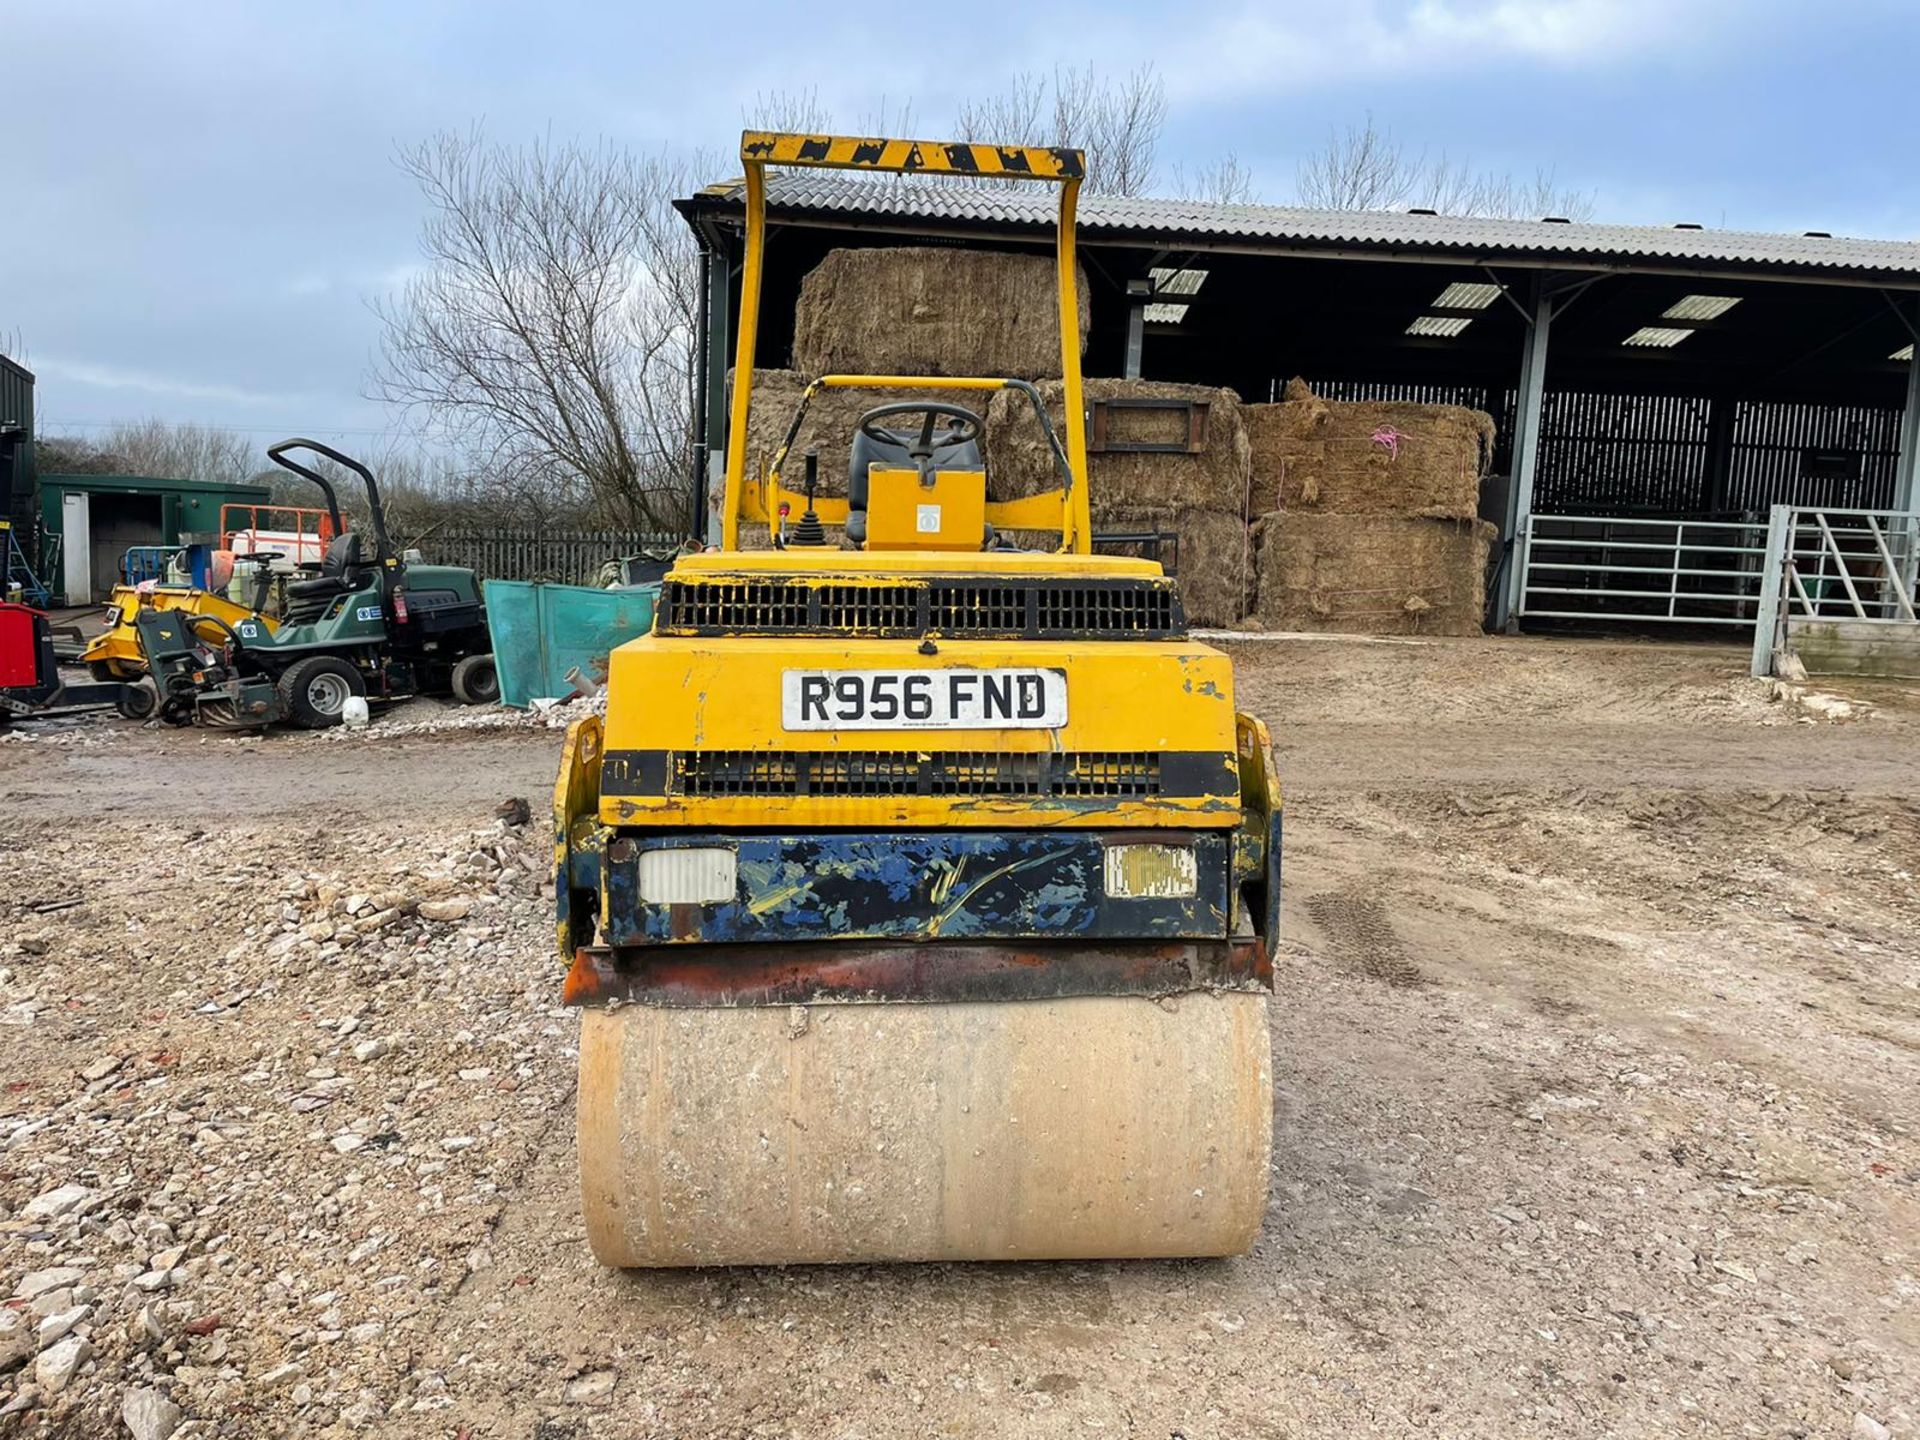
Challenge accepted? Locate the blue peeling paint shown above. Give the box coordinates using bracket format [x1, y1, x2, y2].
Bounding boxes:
[602, 831, 1235, 947]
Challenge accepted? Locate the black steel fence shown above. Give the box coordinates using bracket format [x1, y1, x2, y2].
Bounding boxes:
[1306, 379, 1905, 518]
[425, 530, 681, 586]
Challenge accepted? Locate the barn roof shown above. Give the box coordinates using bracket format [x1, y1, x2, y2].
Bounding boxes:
[682, 173, 1920, 288]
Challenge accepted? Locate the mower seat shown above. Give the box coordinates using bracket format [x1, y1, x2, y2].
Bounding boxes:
[283, 533, 365, 622]
[847, 424, 984, 545]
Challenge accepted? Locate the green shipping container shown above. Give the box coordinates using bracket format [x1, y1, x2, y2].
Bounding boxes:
[483, 579, 660, 709]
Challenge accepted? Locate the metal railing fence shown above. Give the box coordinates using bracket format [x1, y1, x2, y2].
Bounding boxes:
[1750, 505, 1920, 675]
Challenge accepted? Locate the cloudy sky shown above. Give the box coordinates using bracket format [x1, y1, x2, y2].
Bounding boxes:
[6, 0, 1916, 449]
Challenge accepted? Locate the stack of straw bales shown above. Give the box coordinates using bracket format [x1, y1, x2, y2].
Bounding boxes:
[1247, 380, 1498, 635]
[741, 243, 1263, 625]
[987, 379, 1252, 626]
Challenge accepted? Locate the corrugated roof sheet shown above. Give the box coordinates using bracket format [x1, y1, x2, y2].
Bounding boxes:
[690, 174, 1920, 283]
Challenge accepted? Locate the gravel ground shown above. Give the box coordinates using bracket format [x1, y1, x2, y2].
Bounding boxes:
[0, 634, 1915, 1438]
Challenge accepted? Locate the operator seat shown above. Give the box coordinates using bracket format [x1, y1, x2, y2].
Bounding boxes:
[846, 421, 984, 546]
[282, 532, 365, 623]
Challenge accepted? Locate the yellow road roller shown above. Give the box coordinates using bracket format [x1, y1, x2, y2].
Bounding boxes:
[553, 131, 1280, 1267]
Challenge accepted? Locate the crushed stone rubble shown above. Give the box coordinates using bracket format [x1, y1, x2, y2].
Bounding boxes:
[0, 806, 571, 1434]
[313, 692, 605, 742]
[3, 638, 1916, 1437]
[1, 690, 605, 748]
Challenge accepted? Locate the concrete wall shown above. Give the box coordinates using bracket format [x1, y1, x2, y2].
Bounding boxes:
[1786, 617, 1920, 679]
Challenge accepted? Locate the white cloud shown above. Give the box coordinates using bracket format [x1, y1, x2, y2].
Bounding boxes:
[1149, 0, 1731, 102]
[36, 357, 293, 409]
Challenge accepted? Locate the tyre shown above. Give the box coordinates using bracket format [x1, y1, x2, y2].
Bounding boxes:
[116, 678, 160, 721]
[451, 652, 500, 707]
[276, 655, 366, 730]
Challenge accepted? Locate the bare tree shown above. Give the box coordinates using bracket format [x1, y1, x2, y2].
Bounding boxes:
[748, 87, 832, 135]
[753, 68, 1186, 199]
[1296, 115, 1594, 220]
[1172, 153, 1258, 205]
[371, 130, 701, 529]
[955, 73, 1049, 153]
[957, 66, 1168, 196]
[35, 419, 256, 485]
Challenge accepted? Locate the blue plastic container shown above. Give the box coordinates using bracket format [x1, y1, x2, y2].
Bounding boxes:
[483, 579, 660, 709]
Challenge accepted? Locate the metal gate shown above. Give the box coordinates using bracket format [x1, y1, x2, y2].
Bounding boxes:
[1514, 513, 1772, 625]
[1750, 505, 1920, 677]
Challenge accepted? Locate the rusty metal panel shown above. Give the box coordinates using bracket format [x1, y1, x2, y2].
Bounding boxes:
[563, 937, 1269, 1008]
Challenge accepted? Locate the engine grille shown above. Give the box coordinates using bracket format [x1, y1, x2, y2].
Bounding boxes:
[658, 578, 1183, 639]
[672, 749, 1163, 799]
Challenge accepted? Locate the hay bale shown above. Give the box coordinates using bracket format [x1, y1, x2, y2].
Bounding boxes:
[1251, 513, 1495, 636]
[792, 247, 1090, 381]
[1061, 507, 1250, 629]
[986, 379, 1251, 516]
[1248, 383, 1493, 520]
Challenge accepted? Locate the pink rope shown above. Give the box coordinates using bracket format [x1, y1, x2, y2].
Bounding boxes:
[1370, 426, 1402, 460]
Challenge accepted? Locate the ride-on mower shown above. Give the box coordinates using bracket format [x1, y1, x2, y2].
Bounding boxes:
[552, 133, 1281, 1268]
[134, 440, 497, 729]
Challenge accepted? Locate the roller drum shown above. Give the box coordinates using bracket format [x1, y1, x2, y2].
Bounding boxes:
[577, 991, 1272, 1267]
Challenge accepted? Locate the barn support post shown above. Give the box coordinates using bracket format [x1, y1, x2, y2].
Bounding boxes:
[697, 221, 735, 544]
[1749, 504, 1792, 678]
[1896, 302, 1920, 513]
[1495, 276, 1554, 631]
[1703, 398, 1737, 513]
[1894, 295, 1920, 597]
[1123, 278, 1151, 380]
[1900, 361, 1920, 513]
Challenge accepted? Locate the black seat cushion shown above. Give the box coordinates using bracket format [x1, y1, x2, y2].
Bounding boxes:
[285, 533, 364, 601]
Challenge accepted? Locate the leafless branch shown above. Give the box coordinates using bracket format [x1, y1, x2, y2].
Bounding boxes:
[1171, 153, 1258, 205]
[35, 419, 257, 486]
[956, 65, 1167, 197]
[370, 129, 700, 529]
[1296, 114, 1594, 219]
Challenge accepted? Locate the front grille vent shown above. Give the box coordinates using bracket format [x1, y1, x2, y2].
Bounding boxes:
[673, 750, 1162, 799]
[658, 578, 1182, 639]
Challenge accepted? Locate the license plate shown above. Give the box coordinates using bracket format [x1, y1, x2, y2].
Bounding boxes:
[782, 668, 1068, 730]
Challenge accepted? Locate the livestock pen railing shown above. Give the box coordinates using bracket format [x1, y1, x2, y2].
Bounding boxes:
[1750, 505, 1920, 677]
[1514, 513, 1772, 625]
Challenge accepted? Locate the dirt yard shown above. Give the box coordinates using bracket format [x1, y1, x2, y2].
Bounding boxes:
[1, 635, 1916, 1439]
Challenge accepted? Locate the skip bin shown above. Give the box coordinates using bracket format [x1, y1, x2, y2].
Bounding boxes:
[483, 580, 660, 709]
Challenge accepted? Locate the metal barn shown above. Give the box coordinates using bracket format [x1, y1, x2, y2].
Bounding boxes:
[678, 177, 1920, 634]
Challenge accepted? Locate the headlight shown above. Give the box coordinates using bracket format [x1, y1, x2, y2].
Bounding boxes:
[636, 847, 738, 904]
[1103, 843, 1196, 899]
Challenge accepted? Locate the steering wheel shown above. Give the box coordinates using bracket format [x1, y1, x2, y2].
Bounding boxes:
[186, 613, 243, 648]
[857, 402, 985, 458]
